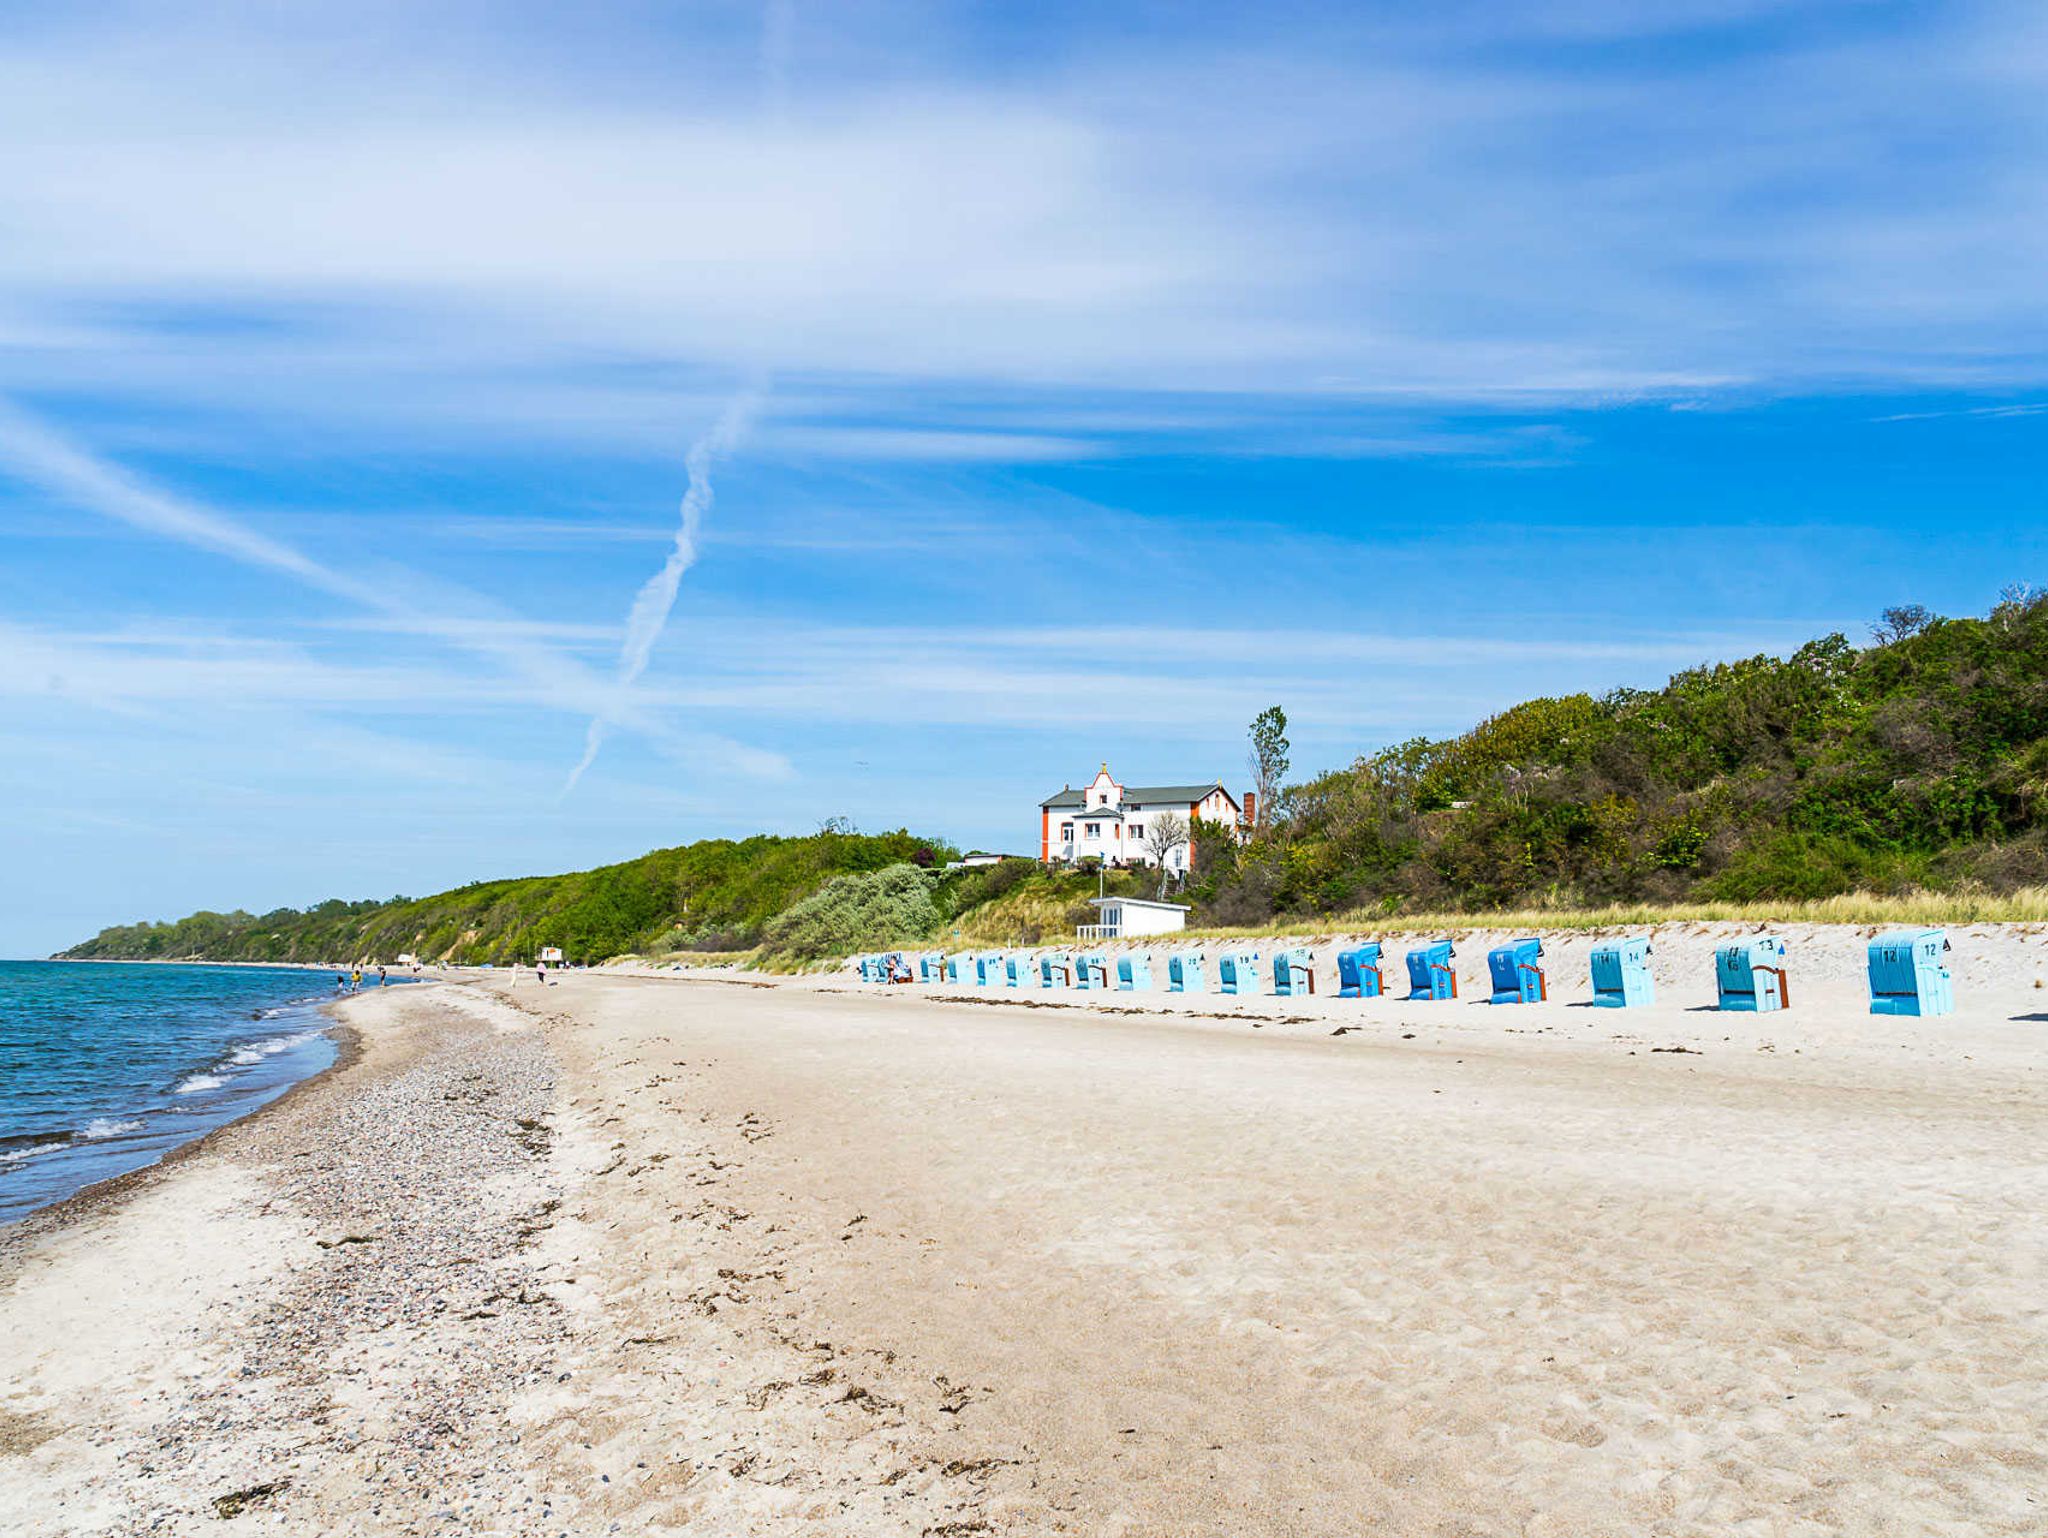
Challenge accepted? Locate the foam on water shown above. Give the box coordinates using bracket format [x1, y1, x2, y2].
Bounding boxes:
[0, 960, 379, 1222]
[79, 1117, 145, 1140]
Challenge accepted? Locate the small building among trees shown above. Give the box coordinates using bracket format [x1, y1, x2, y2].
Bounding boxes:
[1039, 764, 1244, 872]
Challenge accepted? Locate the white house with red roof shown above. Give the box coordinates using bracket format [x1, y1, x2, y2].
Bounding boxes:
[1039, 764, 1247, 872]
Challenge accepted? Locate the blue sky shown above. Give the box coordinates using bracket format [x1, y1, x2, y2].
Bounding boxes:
[3, 0, 2045, 955]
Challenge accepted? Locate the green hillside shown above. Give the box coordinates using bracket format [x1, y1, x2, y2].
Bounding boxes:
[1190, 590, 2048, 923]
[59, 828, 950, 965]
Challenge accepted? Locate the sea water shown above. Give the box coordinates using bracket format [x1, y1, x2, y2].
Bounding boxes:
[0, 960, 383, 1223]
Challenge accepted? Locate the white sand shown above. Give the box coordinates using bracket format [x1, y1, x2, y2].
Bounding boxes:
[4, 928, 2046, 1534]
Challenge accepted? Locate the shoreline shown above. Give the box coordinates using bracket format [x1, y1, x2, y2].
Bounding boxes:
[0, 1004, 365, 1245]
[0, 962, 386, 1232]
[1, 981, 569, 1531]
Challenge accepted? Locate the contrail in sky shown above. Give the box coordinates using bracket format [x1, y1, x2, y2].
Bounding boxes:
[563, 0, 791, 795]
[561, 385, 763, 794]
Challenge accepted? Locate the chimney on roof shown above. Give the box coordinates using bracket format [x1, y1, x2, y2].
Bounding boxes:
[1243, 791, 1258, 829]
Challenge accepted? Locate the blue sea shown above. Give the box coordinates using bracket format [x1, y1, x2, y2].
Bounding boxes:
[0, 960, 384, 1224]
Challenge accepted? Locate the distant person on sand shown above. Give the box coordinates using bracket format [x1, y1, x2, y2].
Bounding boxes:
[378, 965, 387, 987]
[536, 959, 548, 986]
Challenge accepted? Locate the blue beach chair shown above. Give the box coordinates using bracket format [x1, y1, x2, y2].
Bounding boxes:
[1040, 952, 1073, 987]
[1116, 954, 1152, 990]
[1486, 938, 1546, 1004]
[1588, 937, 1654, 1007]
[1167, 949, 1205, 993]
[1272, 948, 1316, 996]
[1217, 950, 1262, 996]
[1715, 937, 1788, 1012]
[1405, 942, 1457, 1000]
[1075, 952, 1109, 990]
[1336, 943, 1386, 999]
[1868, 930, 1953, 1016]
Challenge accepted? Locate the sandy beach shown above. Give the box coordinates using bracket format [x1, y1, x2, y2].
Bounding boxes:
[4, 929, 2046, 1535]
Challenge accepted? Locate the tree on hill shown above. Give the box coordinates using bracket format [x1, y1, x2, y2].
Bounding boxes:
[1248, 706, 1289, 832]
[1871, 604, 1937, 644]
[1142, 812, 1189, 896]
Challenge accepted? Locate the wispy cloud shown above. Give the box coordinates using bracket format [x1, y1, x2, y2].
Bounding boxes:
[1, 0, 2043, 448]
[0, 401, 388, 605]
[0, 405, 792, 781]
[1872, 402, 2048, 423]
[0, 611, 1807, 738]
[761, 426, 1101, 463]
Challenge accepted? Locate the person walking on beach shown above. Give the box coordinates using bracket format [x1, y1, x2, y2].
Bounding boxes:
[378, 965, 387, 987]
[536, 959, 548, 986]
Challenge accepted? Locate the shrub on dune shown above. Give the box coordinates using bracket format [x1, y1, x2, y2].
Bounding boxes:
[758, 864, 942, 963]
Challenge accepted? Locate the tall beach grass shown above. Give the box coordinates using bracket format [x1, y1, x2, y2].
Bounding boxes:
[1179, 886, 2048, 941]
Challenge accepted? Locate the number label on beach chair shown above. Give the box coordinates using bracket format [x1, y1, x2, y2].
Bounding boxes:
[1588, 937, 1654, 1007]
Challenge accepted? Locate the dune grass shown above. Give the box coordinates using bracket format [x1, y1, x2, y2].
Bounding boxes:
[946, 889, 1095, 945]
[636, 885, 2048, 969]
[1175, 886, 2048, 941]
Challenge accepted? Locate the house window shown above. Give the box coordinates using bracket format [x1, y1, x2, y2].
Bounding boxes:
[1060, 822, 1074, 840]
[1085, 822, 1100, 837]
[1129, 823, 1144, 840]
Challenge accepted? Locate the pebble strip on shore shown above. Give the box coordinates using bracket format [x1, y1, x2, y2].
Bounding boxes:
[23, 991, 571, 1537]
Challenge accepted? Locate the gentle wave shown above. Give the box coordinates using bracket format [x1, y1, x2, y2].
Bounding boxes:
[1, 962, 343, 1222]
[226, 1028, 323, 1069]
[79, 1117, 145, 1140]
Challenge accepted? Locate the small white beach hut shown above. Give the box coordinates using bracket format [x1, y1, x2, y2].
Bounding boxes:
[1078, 897, 1190, 940]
